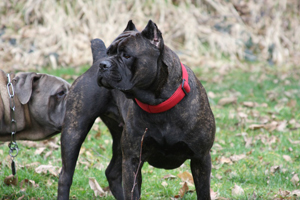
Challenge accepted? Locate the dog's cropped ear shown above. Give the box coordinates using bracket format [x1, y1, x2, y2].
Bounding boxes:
[13, 73, 42, 104]
[141, 20, 163, 49]
[91, 38, 107, 64]
[124, 20, 138, 32]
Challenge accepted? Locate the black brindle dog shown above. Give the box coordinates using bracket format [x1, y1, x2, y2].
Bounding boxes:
[58, 20, 215, 200]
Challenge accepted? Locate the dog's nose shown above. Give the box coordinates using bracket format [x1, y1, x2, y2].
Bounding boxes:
[99, 61, 112, 69]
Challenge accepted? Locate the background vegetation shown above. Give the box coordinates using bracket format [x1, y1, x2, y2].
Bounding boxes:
[0, 0, 300, 199]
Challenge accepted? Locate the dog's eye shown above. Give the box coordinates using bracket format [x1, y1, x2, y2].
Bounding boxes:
[56, 90, 65, 98]
[123, 54, 131, 59]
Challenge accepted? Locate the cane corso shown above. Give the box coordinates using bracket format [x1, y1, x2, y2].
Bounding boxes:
[58, 20, 215, 200]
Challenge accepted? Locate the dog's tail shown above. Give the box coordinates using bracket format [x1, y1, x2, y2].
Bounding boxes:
[91, 38, 107, 63]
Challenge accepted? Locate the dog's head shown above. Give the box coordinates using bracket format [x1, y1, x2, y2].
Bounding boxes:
[97, 20, 166, 96]
[13, 72, 70, 139]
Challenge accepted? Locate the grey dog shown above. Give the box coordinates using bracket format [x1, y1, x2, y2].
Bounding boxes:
[0, 70, 70, 141]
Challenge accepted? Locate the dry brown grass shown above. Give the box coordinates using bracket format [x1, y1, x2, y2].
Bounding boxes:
[1, 0, 300, 72]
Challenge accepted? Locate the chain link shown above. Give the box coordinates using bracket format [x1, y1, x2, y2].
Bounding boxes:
[6, 74, 19, 158]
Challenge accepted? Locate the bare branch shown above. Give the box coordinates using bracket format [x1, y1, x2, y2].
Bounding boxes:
[131, 128, 148, 200]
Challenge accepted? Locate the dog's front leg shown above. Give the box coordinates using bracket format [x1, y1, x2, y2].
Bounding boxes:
[191, 153, 212, 200]
[122, 136, 144, 200]
[122, 157, 143, 200]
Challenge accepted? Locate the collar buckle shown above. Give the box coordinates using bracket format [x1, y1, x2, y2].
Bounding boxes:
[181, 79, 188, 96]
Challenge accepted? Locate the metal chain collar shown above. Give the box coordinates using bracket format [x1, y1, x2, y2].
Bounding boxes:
[7, 73, 18, 175]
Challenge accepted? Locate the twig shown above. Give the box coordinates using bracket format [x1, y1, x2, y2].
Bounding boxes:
[91, 148, 109, 160]
[131, 128, 148, 200]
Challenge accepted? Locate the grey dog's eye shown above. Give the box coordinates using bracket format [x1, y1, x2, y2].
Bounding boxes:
[123, 54, 131, 59]
[56, 90, 65, 98]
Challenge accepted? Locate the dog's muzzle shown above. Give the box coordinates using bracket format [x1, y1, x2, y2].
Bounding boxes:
[99, 60, 112, 70]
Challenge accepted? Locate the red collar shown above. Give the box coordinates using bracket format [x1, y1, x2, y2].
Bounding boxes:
[135, 63, 190, 113]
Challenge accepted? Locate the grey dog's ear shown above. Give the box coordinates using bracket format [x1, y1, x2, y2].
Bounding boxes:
[13, 73, 42, 104]
[141, 20, 163, 49]
[91, 38, 107, 64]
[124, 20, 138, 32]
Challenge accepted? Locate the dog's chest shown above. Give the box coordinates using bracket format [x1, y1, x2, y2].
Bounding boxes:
[141, 126, 194, 169]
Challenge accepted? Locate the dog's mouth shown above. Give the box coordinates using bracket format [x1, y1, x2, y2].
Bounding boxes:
[97, 69, 135, 92]
[97, 76, 113, 89]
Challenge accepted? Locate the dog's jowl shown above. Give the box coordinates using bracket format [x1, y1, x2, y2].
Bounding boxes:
[97, 20, 215, 200]
[0, 70, 70, 141]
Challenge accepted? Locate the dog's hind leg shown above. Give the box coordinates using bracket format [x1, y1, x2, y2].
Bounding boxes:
[57, 65, 111, 199]
[105, 147, 124, 199]
[57, 115, 92, 200]
[191, 153, 212, 200]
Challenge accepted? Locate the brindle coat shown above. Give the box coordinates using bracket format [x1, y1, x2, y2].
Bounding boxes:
[58, 20, 215, 200]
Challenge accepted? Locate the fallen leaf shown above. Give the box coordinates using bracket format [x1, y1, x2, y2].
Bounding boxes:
[275, 189, 290, 198]
[291, 190, 300, 196]
[289, 119, 300, 129]
[161, 181, 168, 187]
[260, 103, 268, 107]
[218, 97, 237, 106]
[219, 156, 232, 164]
[224, 169, 232, 175]
[20, 179, 38, 189]
[22, 162, 40, 169]
[208, 91, 216, 99]
[242, 101, 258, 108]
[287, 99, 297, 108]
[35, 164, 60, 177]
[259, 116, 270, 124]
[34, 147, 46, 155]
[88, 177, 106, 197]
[4, 175, 18, 186]
[213, 143, 223, 150]
[163, 174, 177, 180]
[215, 174, 223, 180]
[47, 179, 54, 187]
[230, 154, 246, 162]
[179, 182, 188, 198]
[244, 137, 253, 148]
[270, 165, 281, 174]
[257, 134, 277, 145]
[93, 163, 105, 171]
[44, 151, 53, 159]
[177, 171, 194, 184]
[288, 138, 300, 144]
[238, 112, 247, 119]
[291, 174, 299, 185]
[46, 141, 60, 149]
[17, 195, 25, 200]
[19, 141, 38, 148]
[210, 188, 218, 200]
[264, 121, 278, 132]
[232, 184, 244, 196]
[276, 121, 287, 132]
[248, 191, 257, 200]
[283, 155, 292, 162]
[248, 124, 264, 130]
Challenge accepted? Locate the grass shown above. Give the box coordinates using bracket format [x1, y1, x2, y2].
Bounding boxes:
[1, 63, 300, 199]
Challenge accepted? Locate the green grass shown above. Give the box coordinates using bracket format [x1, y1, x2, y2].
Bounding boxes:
[1, 64, 300, 199]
